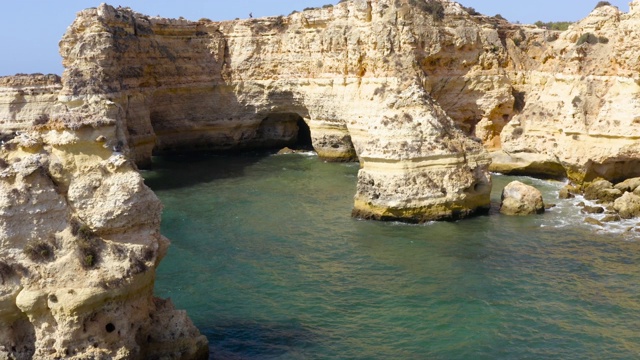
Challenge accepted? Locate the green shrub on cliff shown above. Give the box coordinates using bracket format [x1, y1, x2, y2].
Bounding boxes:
[71, 221, 101, 269]
[534, 21, 572, 31]
[595, 1, 612, 8]
[464, 6, 480, 16]
[424, 1, 445, 21]
[77, 235, 100, 269]
[24, 239, 55, 262]
[576, 32, 608, 45]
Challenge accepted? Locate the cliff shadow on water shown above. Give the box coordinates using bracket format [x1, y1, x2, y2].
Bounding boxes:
[202, 319, 319, 360]
[142, 114, 314, 191]
[142, 153, 268, 191]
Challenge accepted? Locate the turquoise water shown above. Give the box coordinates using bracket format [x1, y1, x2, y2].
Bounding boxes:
[144, 153, 640, 360]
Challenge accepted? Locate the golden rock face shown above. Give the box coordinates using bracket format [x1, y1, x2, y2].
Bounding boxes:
[53, 1, 496, 222]
[1, 0, 640, 357]
[0, 128, 208, 359]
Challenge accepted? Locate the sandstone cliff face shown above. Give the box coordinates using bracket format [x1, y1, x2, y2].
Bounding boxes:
[56, 1, 493, 222]
[496, 1, 640, 182]
[2, 0, 640, 356]
[0, 117, 208, 359]
[0, 75, 62, 138]
[0, 2, 501, 357]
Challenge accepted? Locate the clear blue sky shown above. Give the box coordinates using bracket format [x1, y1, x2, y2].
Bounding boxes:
[0, 0, 630, 76]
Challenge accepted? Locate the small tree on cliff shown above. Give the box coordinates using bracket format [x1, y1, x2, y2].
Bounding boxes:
[595, 1, 612, 8]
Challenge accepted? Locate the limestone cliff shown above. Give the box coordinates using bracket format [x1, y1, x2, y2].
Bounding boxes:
[0, 109, 208, 358]
[0, 74, 62, 138]
[495, 1, 640, 182]
[56, 1, 493, 222]
[2, 0, 640, 356]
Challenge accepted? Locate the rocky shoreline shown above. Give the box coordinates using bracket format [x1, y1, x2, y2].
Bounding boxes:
[562, 178, 640, 230]
[1, 0, 640, 358]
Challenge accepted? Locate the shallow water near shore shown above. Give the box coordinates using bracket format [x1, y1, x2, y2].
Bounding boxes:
[144, 153, 640, 360]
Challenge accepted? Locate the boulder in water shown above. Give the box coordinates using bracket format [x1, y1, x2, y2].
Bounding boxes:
[614, 177, 640, 193]
[583, 179, 623, 203]
[277, 147, 296, 155]
[500, 181, 545, 216]
[558, 185, 575, 199]
[602, 214, 621, 222]
[613, 192, 640, 219]
[585, 217, 604, 227]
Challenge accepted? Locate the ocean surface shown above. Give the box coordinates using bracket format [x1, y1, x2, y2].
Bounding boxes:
[143, 152, 640, 360]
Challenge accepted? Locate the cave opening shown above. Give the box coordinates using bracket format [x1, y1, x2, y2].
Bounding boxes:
[294, 117, 313, 150]
[255, 113, 314, 152]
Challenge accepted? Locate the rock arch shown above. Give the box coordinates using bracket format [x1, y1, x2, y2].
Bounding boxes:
[57, 2, 492, 224]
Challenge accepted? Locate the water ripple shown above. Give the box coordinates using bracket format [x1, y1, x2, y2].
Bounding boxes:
[147, 154, 640, 359]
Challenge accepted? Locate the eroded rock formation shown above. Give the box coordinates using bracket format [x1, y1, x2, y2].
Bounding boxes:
[500, 181, 545, 216]
[55, 1, 494, 222]
[0, 114, 208, 358]
[0, 74, 62, 138]
[2, 0, 640, 357]
[496, 1, 640, 182]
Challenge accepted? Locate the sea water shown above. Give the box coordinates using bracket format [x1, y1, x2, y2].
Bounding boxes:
[143, 153, 640, 360]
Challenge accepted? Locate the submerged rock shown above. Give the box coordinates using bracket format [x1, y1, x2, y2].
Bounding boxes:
[500, 181, 545, 216]
[585, 217, 604, 227]
[581, 205, 605, 214]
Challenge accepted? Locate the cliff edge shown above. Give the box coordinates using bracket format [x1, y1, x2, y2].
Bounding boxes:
[2, 0, 640, 358]
[55, 1, 494, 222]
[0, 98, 208, 357]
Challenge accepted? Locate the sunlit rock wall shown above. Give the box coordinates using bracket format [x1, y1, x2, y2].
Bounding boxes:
[58, 1, 493, 222]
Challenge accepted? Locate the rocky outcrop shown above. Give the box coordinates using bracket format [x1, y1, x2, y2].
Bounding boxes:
[614, 192, 640, 219]
[584, 179, 623, 203]
[0, 117, 208, 359]
[2, 0, 640, 356]
[496, 1, 640, 182]
[500, 180, 545, 215]
[55, 1, 493, 222]
[4, 0, 640, 221]
[0, 1, 503, 357]
[0, 74, 62, 137]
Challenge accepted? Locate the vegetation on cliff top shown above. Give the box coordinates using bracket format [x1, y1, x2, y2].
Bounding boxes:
[595, 1, 612, 8]
[534, 21, 573, 31]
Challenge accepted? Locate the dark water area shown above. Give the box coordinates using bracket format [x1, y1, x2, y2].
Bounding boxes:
[143, 153, 640, 359]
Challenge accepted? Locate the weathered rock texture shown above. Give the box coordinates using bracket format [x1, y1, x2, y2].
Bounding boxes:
[2, 0, 640, 356]
[55, 1, 494, 222]
[0, 121, 208, 358]
[500, 181, 545, 215]
[494, 1, 640, 182]
[0, 74, 62, 137]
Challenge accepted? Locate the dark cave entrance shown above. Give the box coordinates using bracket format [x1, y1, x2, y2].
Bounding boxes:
[255, 113, 313, 151]
[294, 117, 313, 150]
